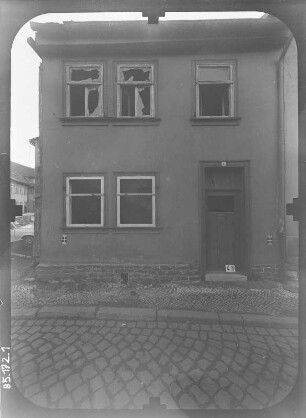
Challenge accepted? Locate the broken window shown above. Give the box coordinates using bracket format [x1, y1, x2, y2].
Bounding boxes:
[66, 177, 104, 226]
[117, 64, 155, 117]
[66, 64, 103, 117]
[117, 176, 156, 227]
[196, 64, 234, 117]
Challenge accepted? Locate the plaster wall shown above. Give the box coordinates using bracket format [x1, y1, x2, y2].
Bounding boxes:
[39, 47, 281, 271]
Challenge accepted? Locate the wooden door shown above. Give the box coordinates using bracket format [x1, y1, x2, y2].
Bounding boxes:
[206, 191, 242, 272]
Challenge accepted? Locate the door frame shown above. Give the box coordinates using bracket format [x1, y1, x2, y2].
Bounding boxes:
[199, 161, 250, 278]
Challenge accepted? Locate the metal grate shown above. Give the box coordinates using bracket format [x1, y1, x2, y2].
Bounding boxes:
[121, 273, 129, 285]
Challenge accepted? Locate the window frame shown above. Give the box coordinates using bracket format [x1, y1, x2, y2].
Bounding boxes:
[116, 175, 156, 228]
[116, 62, 156, 118]
[65, 175, 105, 228]
[65, 63, 104, 118]
[195, 61, 236, 119]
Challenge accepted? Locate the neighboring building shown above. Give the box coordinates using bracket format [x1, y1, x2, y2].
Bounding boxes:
[29, 16, 298, 282]
[10, 161, 35, 214]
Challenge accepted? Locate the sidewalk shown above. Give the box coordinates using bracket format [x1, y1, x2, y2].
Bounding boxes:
[11, 305, 298, 328]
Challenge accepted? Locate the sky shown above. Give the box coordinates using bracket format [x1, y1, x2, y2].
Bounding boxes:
[10, 11, 265, 168]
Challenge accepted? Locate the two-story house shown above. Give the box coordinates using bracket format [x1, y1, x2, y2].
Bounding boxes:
[29, 16, 298, 282]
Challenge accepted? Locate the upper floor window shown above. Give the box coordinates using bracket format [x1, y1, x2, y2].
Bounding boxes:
[66, 176, 104, 227]
[116, 63, 155, 117]
[65, 64, 103, 117]
[195, 63, 235, 118]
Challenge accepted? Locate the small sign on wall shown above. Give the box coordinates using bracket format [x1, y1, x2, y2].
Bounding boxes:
[225, 265, 236, 272]
[61, 235, 67, 245]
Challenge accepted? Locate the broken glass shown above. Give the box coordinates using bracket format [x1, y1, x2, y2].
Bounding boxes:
[121, 86, 150, 116]
[87, 88, 100, 116]
[137, 87, 150, 116]
[70, 68, 101, 82]
[120, 67, 151, 82]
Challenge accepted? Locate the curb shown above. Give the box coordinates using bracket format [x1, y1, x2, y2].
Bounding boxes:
[11, 306, 298, 328]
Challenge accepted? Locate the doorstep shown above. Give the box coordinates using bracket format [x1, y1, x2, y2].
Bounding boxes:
[205, 273, 247, 282]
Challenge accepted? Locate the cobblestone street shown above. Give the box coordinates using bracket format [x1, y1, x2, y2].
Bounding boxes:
[11, 317, 298, 410]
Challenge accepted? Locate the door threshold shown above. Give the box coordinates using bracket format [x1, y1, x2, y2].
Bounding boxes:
[205, 273, 247, 282]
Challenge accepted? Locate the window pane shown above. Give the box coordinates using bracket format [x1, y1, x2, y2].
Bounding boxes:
[120, 179, 153, 193]
[87, 87, 100, 116]
[197, 66, 230, 82]
[121, 86, 135, 116]
[71, 196, 101, 224]
[199, 84, 230, 116]
[120, 67, 152, 82]
[136, 87, 150, 116]
[70, 179, 101, 194]
[70, 85, 85, 116]
[207, 195, 235, 212]
[120, 195, 152, 224]
[70, 68, 101, 82]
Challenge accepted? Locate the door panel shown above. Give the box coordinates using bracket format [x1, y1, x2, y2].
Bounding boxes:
[206, 191, 242, 271]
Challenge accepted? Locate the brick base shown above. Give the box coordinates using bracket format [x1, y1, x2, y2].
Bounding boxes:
[250, 264, 280, 280]
[36, 263, 201, 283]
[36, 263, 281, 283]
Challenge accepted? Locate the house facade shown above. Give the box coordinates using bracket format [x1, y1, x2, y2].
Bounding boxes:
[10, 162, 35, 214]
[29, 17, 298, 282]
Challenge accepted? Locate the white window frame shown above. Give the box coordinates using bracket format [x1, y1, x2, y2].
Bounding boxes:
[117, 175, 156, 227]
[66, 176, 104, 227]
[65, 63, 103, 117]
[195, 63, 235, 118]
[116, 63, 155, 118]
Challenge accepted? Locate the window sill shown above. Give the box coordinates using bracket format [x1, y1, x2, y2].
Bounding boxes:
[61, 227, 110, 233]
[190, 117, 241, 126]
[60, 117, 109, 126]
[112, 227, 162, 233]
[111, 117, 161, 126]
[61, 227, 162, 233]
[60, 117, 161, 126]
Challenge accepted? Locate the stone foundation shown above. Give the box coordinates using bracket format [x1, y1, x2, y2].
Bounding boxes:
[250, 264, 280, 280]
[36, 263, 281, 283]
[36, 263, 201, 283]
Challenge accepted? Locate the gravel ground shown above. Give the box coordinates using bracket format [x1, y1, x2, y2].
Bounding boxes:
[11, 278, 298, 317]
[11, 255, 298, 316]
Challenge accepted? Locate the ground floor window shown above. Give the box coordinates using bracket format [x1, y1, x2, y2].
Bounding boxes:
[66, 176, 104, 227]
[116, 175, 156, 227]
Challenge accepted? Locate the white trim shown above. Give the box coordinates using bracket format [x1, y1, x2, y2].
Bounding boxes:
[116, 63, 155, 117]
[65, 63, 104, 117]
[66, 176, 104, 227]
[195, 62, 235, 118]
[117, 176, 156, 227]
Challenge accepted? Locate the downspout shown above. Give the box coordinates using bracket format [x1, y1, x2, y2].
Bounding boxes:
[278, 36, 293, 280]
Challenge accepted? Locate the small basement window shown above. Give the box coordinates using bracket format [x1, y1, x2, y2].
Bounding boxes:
[117, 176, 156, 227]
[65, 64, 103, 117]
[66, 176, 104, 227]
[117, 64, 155, 117]
[195, 63, 235, 117]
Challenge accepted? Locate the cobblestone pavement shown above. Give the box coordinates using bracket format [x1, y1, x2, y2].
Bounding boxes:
[11, 318, 298, 410]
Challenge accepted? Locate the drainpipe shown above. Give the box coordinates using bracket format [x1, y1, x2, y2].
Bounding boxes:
[278, 36, 293, 280]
